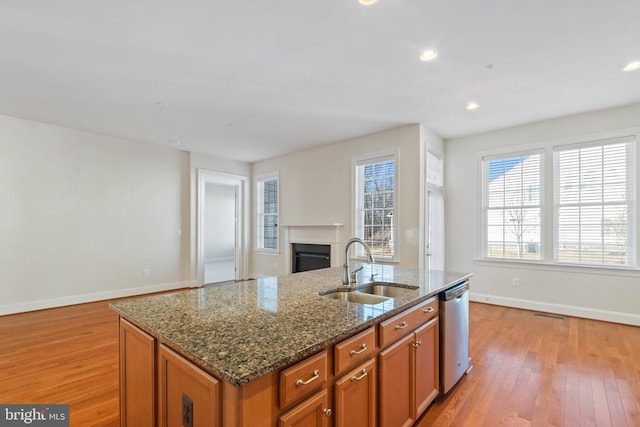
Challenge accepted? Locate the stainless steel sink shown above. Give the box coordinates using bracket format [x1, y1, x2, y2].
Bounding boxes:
[356, 283, 418, 297]
[323, 291, 390, 304]
[320, 282, 418, 304]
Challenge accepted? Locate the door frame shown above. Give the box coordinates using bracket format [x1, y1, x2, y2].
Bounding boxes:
[197, 169, 249, 286]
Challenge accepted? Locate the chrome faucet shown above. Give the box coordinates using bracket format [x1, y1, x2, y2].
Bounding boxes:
[342, 238, 375, 286]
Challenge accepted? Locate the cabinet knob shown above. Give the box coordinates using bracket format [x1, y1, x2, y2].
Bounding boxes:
[323, 408, 332, 417]
[413, 340, 422, 348]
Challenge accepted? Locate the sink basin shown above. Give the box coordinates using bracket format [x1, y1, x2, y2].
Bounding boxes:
[322, 291, 390, 304]
[355, 283, 419, 298]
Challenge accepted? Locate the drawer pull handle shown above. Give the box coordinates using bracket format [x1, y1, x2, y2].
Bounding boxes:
[395, 321, 408, 330]
[350, 344, 368, 355]
[296, 370, 320, 386]
[424, 307, 435, 313]
[351, 369, 368, 381]
[323, 408, 332, 417]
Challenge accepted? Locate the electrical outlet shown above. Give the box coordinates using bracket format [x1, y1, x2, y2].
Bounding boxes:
[182, 393, 193, 427]
[512, 277, 520, 287]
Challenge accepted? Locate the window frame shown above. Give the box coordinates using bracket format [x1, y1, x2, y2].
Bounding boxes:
[255, 171, 279, 253]
[353, 151, 398, 262]
[553, 136, 636, 267]
[481, 149, 545, 261]
[477, 130, 638, 270]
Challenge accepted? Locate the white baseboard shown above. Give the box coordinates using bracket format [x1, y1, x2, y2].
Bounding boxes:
[470, 292, 640, 326]
[0, 282, 187, 316]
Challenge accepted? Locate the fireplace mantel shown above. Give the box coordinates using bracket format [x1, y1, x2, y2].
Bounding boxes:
[282, 224, 344, 273]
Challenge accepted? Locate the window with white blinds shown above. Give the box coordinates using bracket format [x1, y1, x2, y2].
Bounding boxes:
[355, 155, 396, 260]
[554, 136, 636, 266]
[256, 173, 279, 251]
[483, 151, 543, 260]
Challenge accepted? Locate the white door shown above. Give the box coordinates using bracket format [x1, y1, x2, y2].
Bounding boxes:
[426, 151, 445, 270]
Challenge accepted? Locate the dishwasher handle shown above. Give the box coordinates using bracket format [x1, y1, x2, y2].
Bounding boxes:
[442, 281, 469, 301]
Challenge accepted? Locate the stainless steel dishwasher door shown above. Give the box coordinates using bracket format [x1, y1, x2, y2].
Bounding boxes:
[440, 281, 470, 394]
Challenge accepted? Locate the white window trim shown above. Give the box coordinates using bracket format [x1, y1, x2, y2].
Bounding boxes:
[352, 149, 399, 262]
[476, 127, 640, 271]
[255, 171, 279, 253]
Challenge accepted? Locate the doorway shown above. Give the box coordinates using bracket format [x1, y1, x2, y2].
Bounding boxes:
[425, 150, 445, 270]
[197, 170, 248, 285]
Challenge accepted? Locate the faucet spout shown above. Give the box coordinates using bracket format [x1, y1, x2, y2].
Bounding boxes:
[342, 238, 375, 286]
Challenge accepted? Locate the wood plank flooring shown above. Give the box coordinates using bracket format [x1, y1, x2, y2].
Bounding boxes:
[417, 303, 640, 426]
[0, 301, 119, 427]
[1, 300, 639, 426]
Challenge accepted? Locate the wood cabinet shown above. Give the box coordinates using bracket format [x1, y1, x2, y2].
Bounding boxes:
[378, 296, 440, 427]
[119, 318, 156, 427]
[334, 358, 376, 427]
[379, 333, 415, 427]
[279, 350, 327, 408]
[414, 318, 439, 416]
[118, 293, 445, 427]
[158, 344, 220, 427]
[278, 389, 331, 427]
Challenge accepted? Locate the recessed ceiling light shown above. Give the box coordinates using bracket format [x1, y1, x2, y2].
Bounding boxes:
[623, 61, 640, 71]
[420, 50, 438, 61]
[358, 0, 377, 5]
[466, 102, 480, 111]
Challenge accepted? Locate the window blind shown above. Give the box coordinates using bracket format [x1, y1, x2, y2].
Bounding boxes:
[355, 156, 396, 259]
[483, 151, 543, 260]
[553, 136, 636, 266]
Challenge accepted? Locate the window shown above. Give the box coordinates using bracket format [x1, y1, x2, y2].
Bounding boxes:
[482, 151, 543, 260]
[355, 154, 396, 260]
[256, 173, 279, 251]
[554, 136, 636, 266]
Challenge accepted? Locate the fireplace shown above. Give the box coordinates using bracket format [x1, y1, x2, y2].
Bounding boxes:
[282, 224, 343, 274]
[292, 243, 331, 273]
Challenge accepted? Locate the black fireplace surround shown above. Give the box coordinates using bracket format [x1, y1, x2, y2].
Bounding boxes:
[292, 243, 331, 273]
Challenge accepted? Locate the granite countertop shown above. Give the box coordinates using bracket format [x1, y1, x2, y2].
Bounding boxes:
[110, 265, 471, 386]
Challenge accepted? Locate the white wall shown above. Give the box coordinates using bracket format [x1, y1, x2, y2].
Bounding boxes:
[0, 114, 190, 314]
[251, 125, 423, 277]
[445, 103, 640, 325]
[0, 114, 252, 314]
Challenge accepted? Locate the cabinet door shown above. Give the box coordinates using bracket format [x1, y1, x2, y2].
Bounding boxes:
[158, 344, 220, 427]
[378, 333, 414, 427]
[334, 358, 376, 427]
[119, 318, 155, 427]
[278, 389, 331, 427]
[414, 317, 439, 417]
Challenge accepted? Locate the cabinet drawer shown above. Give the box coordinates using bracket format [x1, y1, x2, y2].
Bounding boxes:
[334, 327, 376, 376]
[379, 297, 438, 349]
[280, 350, 328, 408]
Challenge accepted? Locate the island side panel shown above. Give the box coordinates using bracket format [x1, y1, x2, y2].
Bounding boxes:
[119, 318, 156, 427]
[222, 371, 279, 427]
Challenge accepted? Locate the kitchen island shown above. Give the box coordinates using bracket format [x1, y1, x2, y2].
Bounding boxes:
[111, 265, 471, 427]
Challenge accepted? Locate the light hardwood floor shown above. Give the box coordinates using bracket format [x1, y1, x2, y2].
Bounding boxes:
[1, 300, 638, 426]
[417, 303, 640, 426]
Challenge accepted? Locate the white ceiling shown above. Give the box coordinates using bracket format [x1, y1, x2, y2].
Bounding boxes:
[1, 1, 639, 163]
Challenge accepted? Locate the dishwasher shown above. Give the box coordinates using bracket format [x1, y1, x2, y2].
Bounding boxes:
[440, 280, 470, 394]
